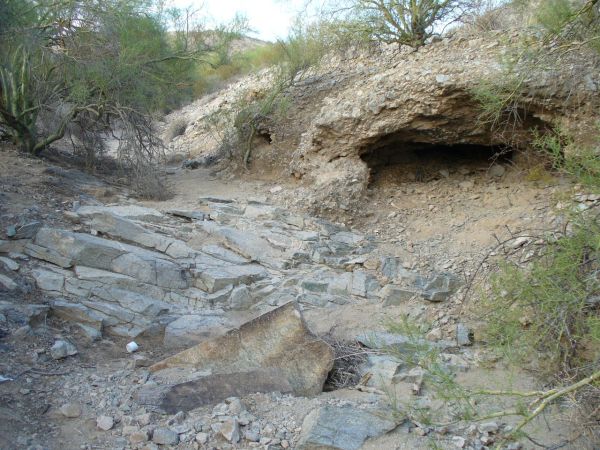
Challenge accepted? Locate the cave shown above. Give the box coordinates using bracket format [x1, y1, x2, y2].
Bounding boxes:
[360, 140, 514, 185]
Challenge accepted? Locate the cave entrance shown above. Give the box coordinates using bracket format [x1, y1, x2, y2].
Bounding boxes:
[360, 142, 513, 185]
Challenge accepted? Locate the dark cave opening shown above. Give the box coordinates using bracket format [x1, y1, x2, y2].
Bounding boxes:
[360, 142, 514, 185]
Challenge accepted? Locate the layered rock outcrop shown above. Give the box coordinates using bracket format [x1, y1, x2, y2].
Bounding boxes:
[12, 198, 463, 345]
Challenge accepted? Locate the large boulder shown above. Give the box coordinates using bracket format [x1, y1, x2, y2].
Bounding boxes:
[296, 405, 399, 450]
[147, 302, 333, 401]
[163, 314, 230, 348]
[135, 369, 293, 414]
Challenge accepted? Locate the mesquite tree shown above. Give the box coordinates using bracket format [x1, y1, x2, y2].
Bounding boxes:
[354, 0, 474, 47]
[0, 0, 199, 157]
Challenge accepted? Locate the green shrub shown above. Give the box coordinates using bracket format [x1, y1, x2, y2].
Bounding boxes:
[533, 125, 600, 191]
[227, 18, 366, 168]
[0, 0, 197, 154]
[483, 218, 600, 374]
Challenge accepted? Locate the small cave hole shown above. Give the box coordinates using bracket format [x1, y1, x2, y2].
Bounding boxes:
[257, 129, 272, 145]
[360, 142, 514, 186]
[322, 337, 369, 392]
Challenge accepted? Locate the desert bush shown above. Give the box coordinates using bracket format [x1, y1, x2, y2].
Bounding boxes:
[471, 0, 600, 133]
[461, 0, 516, 32]
[483, 218, 600, 374]
[534, 0, 600, 54]
[533, 125, 600, 190]
[0, 0, 206, 198]
[165, 117, 188, 143]
[191, 14, 369, 98]
[230, 19, 355, 168]
[311, 0, 484, 47]
[380, 315, 600, 447]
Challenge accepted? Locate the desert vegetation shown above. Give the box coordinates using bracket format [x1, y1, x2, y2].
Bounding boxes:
[1, 0, 600, 448]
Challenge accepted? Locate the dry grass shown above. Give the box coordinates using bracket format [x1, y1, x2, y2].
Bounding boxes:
[322, 336, 371, 391]
[164, 117, 188, 143]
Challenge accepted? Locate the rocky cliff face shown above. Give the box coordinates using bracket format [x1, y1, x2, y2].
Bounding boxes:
[167, 28, 599, 213]
[286, 32, 599, 212]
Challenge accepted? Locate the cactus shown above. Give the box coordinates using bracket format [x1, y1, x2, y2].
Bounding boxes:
[0, 46, 38, 153]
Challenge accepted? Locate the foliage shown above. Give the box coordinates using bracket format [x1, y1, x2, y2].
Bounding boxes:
[471, 0, 600, 133]
[165, 117, 189, 143]
[533, 125, 600, 191]
[470, 70, 524, 131]
[466, 0, 600, 428]
[0, 0, 214, 198]
[356, 0, 472, 47]
[484, 217, 600, 374]
[381, 316, 600, 446]
[193, 43, 286, 96]
[230, 18, 357, 168]
[312, 0, 480, 47]
[534, 0, 600, 54]
[193, 15, 369, 98]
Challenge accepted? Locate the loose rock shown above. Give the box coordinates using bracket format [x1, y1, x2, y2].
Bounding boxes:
[50, 340, 78, 360]
[152, 428, 179, 445]
[60, 402, 82, 418]
[96, 415, 114, 431]
[296, 405, 399, 450]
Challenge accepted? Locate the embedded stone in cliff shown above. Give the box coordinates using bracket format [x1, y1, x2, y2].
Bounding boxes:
[147, 302, 333, 401]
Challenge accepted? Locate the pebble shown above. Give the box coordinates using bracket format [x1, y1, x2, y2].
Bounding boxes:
[511, 236, 529, 249]
[136, 413, 153, 426]
[129, 430, 149, 444]
[50, 340, 78, 360]
[0, 257, 19, 271]
[122, 426, 139, 435]
[426, 327, 442, 341]
[227, 397, 244, 415]
[195, 432, 208, 444]
[452, 436, 466, 448]
[97, 415, 114, 431]
[489, 164, 506, 177]
[152, 428, 179, 445]
[60, 402, 82, 418]
[220, 418, 240, 443]
[456, 323, 472, 346]
[13, 325, 32, 337]
[244, 425, 261, 442]
[479, 422, 499, 433]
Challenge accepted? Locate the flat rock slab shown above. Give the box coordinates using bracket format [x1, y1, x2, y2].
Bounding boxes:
[32, 228, 188, 289]
[163, 314, 230, 348]
[135, 369, 293, 414]
[296, 405, 399, 450]
[76, 205, 166, 223]
[150, 302, 333, 397]
[199, 221, 290, 269]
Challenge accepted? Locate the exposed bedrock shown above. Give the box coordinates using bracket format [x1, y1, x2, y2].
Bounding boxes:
[286, 35, 599, 212]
